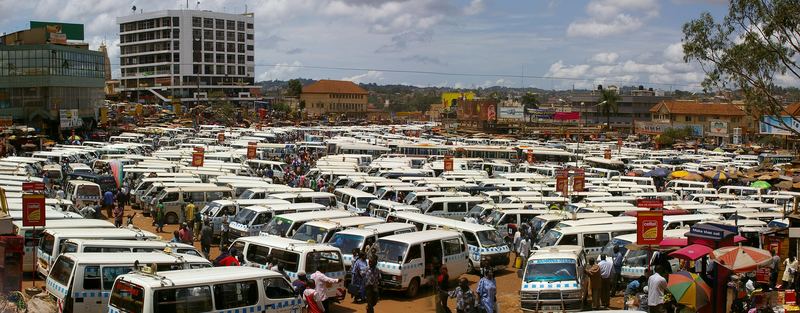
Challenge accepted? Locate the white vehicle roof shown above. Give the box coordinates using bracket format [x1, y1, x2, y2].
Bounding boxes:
[273, 210, 355, 221]
[13, 219, 114, 230]
[64, 239, 196, 250]
[551, 223, 638, 235]
[335, 223, 417, 237]
[58, 252, 209, 265]
[238, 235, 342, 253]
[379, 229, 463, 245]
[301, 216, 383, 229]
[114, 267, 285, 289]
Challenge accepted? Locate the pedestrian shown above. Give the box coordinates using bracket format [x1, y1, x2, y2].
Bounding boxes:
[476, 268, 497, 313]
[113, 204, 124, 227]
[598, 254, 614, 308]
[303, 280, 324, 313]
[178, 222, 192, 244]
[219, 215, 229, 249]
[437, 265, 450, 312]
[613, 246, 624, 294]
[648, 265, 668, 313]
[350, 250, 367, 303]
[770, 249, 780, 288]
[200, 220, 213, 259]
[447, 277, 477, 313]
[193, 203, 202, 239]
[783, 256, 797, 287]
[624, 275, 646, 310]
[184, 202, 195, 232]
[155, 203, 165, 233]
[103, 189, 114, 217]
[517, 237, 530, 268]
[586, 258, 602, 310]
[170, 230, 181, 243]
[217, 247, 240, 266]
[364, 257, 382, 313]
[292, 271, 308, 296]
[309, 270, 342, 312]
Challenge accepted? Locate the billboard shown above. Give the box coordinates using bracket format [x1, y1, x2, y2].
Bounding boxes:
[637, 211, 663, 245]
[707, 119, 728, 136]
[760, 116, 800, 135]
[635, 121, 672, 135]
[30, 21, 84, 40]
[497, 106, 524, 120]
[59, 109, 82, 129]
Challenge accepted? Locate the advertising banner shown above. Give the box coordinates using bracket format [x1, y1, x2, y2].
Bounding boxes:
[637, 211, 663, 245]
[191, 151, 204, 167]
[707, 119, 728, 136]
[573, 169, 585, 192]
[59, 109, 82, 129]
[760, 116, 800, 135]
[497, 106, 525, 120]
[553, 112, 580, 121]
[635, 121, 672, 135]
[526, 152, 534, 164]
[217, 132, 225, 144]
[636, 198, 664, 209]
[247, 142, 257, 160]
[443, 155, 454, 172]
[30, 21, 85, 40]
[22, 194, 45, 227]
[555, 176, 568, 193]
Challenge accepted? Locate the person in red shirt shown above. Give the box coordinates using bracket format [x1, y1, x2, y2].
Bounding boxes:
[217, 247, 240, 266]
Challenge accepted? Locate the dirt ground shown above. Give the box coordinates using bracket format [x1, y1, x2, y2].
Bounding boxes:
[23, 207, 625, 312]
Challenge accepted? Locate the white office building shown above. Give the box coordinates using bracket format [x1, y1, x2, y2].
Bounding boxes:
[117, 10, 256, 105]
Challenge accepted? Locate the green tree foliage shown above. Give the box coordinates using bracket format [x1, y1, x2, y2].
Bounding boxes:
[521, 92, 539, 109]
[286, 79, 303, 97]
[682, 0, 800, 136]
[598, 89, 620, 127]
[656, 127, 693, 146]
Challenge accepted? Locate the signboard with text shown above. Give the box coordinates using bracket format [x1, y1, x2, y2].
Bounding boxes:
[191, 151, 204, 167]
[247, 142, 257, 160]
[636, 198, 664, 209]
[443, 155, 454, 172]
[22, 194, 45, 227]
[636, 211, 663, 245]
[573, 169, 585, 192]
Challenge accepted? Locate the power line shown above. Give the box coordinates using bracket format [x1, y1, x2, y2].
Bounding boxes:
[108, 62, 704, 89]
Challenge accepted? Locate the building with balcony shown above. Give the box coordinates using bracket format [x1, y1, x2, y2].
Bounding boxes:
[0, 23, 104, 134]
[117, 10, 256, 105]
[300, 80, 369, 119]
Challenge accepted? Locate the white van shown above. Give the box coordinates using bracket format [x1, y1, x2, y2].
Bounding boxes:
[61, 239, 201, 257]
[260, 210, 356, 238]
[64, 180, 102, 207]
[666, 180, 712, 190]
[535, 224, 638, 259]
[403, 191, 470, 206]
[226, 203, 327, 242]
[37, 228, 159, 277]
[149, 186, 234, 224]
[291, 216, 384, 243]
[389, 212, 509, 272]
[200, 199, 291, 235]
[365, 200, 421, 219]
[610, 229, 688, 281]
[268, 192, 337, 207]
[329, 223, 416, 267]
[14, 219, 116, 272]
[418, 196, 488, 220]
[334, 188, 378, 214]
[109, 267, 303, 313]
[376, 230, 469, 297]
[230, 235, 346, 300]
[529, 213, 613, 240]
[238, 187, 312, 200]
[718, 186, 763, 198]
[519, 245, 587, 312]
[663, 214, 722, 230]
[46, 252, 211, 313]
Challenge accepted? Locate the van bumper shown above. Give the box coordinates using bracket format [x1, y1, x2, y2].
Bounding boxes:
[520, 299, 583, 312]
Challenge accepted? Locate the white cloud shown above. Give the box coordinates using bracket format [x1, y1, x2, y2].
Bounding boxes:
[463, 0, 485, 15]
[341, 71, 384, 83]
[664, 42, 685, 63]
[547, 60, 591, 78]
[590, 52, 619, 64]
[258, 61, 303, 81]
[567, 0, 659, 37]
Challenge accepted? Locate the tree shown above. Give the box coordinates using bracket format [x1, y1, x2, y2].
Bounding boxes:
[682, 0, 800, 136]
[521, 92, 539, 109]
[598, 89, 620, 128]
[656, 127, 693, 146]
[286, 79, 303, 97]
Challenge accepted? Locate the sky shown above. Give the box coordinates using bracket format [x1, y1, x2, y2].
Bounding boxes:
[0, 0, 731, 91]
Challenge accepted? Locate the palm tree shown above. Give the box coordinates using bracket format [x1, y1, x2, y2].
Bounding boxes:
[598, 89, 620, 129]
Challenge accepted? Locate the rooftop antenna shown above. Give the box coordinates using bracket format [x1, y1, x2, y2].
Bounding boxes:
[186, 0, 188, 9]
[196, 1, 200, 9]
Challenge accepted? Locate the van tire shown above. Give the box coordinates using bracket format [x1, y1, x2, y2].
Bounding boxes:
[406, 278, 420, 298]
[165, 212, 178, 224]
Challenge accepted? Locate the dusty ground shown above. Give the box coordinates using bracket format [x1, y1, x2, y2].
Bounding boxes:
[23, 207, 624, 312]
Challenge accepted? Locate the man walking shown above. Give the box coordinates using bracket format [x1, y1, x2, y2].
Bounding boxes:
[200, 220, 213, 259]
[598, 254, 614, 308]
[585, 258, 602, 310]
[364, 258, 382, 313]
[648, 266, 668, 313]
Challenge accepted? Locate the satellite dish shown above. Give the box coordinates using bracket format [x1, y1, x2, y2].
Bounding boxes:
[131, 5, 136, 12]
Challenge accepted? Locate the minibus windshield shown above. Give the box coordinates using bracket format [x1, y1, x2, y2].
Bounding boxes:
[264, 217, 292, 236]
[476, 230, 505, 247]
[306, 251, 343, 273]
[40, 234, 55, 256]
[49, 256, 75, 286]
[110, 280, 145, 313]
[232, 208, 257, 225]
[537, 230, 562, 247]
[524, 259, 577, 282]
[377, 240, 408, 263]
[293, 225, 329, 243]
[329, 234, 365, 256]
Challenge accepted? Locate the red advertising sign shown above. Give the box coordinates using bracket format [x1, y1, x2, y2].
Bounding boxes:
[573, 173, 585, 192]
[443, 155, 454, 172]
[191, 151, 204, 167]
[247, 142, 257, 160]
[258, 108, 267, 120]
[636, 211, 663, 245]
[22, 182, 45, 192]
[193, 146, 204, 153]
[22, 194, 45, 227]
[556, 175, 568, 193]
[604, 149, 612, 159]
[637, 198, 664, 209]
[217, 132, 225, 143]
[526, 152, 534, 164]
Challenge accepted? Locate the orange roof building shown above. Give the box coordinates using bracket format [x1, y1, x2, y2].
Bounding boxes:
[648, 100, 755, 138]
[300, 80, 369, 119]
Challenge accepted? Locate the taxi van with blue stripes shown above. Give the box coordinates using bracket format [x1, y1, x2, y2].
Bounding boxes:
[519, 245, 587, 312]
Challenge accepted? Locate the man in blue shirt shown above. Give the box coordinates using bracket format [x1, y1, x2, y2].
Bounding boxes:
[103, 190, 114, 218]
[613, 246, 624, 294]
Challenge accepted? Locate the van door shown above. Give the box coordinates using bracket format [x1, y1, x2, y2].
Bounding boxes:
[442, 237, 468, 276]
[262, 277, 302, 312]
[162, 192, 183, 224]
[73, 265, 102, 312]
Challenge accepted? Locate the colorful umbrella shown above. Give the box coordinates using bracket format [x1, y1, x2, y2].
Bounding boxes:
[667, 271, 712, 309]
[702, 170, 727, 181]
[109, 160, 124, 189]
[670, 170, 690, 178]
[645, 168, 670, 178]
[711, 245, 772, 273]
[660, 237, 688, 247]
[683, 173, 705, 182]
[750, 181, 771, 189]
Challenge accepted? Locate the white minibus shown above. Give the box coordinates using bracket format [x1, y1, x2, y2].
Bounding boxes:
[14, 219, 115, 272]
[329, 223, 416, 267]
[260, 210, 356, 238]
[418, 196, 488, 220]
[61, 239, 200, 257]
[536, 223, 638, 259]
[334, 188, 378, 214]
[291, 216, 383, 243]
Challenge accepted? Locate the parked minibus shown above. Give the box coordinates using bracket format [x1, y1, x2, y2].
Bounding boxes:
[519, 245, 587, 312]
[230, 235, 346, 300]
[268, 191, 336, 207]
[148, 186, 233, 224]
[61, 239, 200, 257]
[376, 230, 469, 297]
[238, 187, 312, 200]
[108, 267, 303, 313]
[535, 224, 638, 259]
[364, 199, 421, 219]
[47, 252, 210, 313]
[329, 223, 416, 267]
[418, 196, 488, 220]
[260, 210, 356, 238]
[334, 188, 378, 214]
[402, 191, 470, 206]
[225, 203, 327, 242]
[291, 216, 384, 243]
[13, 219, 116, 272]
[64, 180, 102, 207]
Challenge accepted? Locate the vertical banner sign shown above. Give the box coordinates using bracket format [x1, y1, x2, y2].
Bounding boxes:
[443, 155, 454, 172]
[555, 169, 569, 193]
[258, 108, 267, 120]
[22, 194, 45, 227]
[135, 104, 143, 116]
[573, 169, 585, 192]
[604, 149, 612, 160]
[174, 102, 182, 115]
[247, 142, 257, 160]
[526, 152, 534, 164]
[637, 211, 664, 245]
[99, 107, 108, 125]
[217, 132, 225, 144]
[192, 151, 204, 167]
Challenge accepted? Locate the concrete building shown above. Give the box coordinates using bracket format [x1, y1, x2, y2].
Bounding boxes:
[564, 87, 673, 132]
[648, 100, 753, 142]
[117, 10, 256, 105]
[0, 23, 105, 134]
[300, 80, 369, 119]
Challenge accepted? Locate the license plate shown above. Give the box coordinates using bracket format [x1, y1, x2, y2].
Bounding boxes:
[542, 305, 561, 311]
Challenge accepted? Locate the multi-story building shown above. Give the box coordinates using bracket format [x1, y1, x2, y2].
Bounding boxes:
[564, 87, 673, 132]
[117, 10, 256, 105]
[648, 100, 753, 142]
[0, 23, 105, 134]
[300, 80, 369, 119]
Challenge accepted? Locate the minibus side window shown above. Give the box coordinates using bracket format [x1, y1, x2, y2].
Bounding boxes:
[162, 192, 179, 202]
[443, 238, 462, 255]
[83, 266, 101, 290]
[561, 234, 578, 245]
[154, 285, 213, 312]
[246, 245, 271, 265]
[263, 278, 294, 299]
[103, 266, 134, 290]
[462, 232, 479, 247]
[583, 233, 610, 249]
[190, 192, 205, 203]
[213, 280, 259, 310]
[428, 202, 444, 213]
[406, 245, 422, 264]
[450, 202, 467, 213]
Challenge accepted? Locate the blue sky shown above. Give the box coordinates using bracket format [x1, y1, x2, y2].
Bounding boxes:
[0, 0, 730, 90]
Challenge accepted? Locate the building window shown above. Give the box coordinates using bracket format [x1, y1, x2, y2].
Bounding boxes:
[685, 116, 691, 122]
[173, 17, 179, 26]
[205, 53, 214, 63]
[227, 54, 235, 64]
[203, 29, 213, 40]
[246, 55, 253, 62]
[247, 45, 254, 51]
[227, 31, 235, 41]
[216, 30, 224, 40]
[216, 54, 224, 63]
[204, 65, 214, 74]
[192, 17, 201, 27]
[246, 33, 253, 40]
[699, 116, 706, 122]
[204, 41, 213, 51]
[227, 43, 236, 52]
[238, 66, 245, 75]
[237, 21, 245, 31]
[217, 65, 225, 74]
[237, 33, 245, 42]
[203, 18, 213, 28]
[237, 55, 245, 64]
[215, 19, 225, 29]
[172, 29, 180, 39]
[247, 23, 253, 29]
[216, 42, 225, 51]
[226, 20, 235, 30]
[238, 44, 245, 53]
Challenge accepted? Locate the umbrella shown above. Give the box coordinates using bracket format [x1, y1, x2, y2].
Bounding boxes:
[711, 245, 772, 273]
[667, 271, 712, 310]
[702, 170, 727, 181]
[669, 244, 713, 261]
[774, 180, 794, 190]
[670, 170, 690, 178]
[109, 160, 124, 189]
[750, 181, 771, 189]
[645, 168, 670, 178]
[683, 173, 705, 182]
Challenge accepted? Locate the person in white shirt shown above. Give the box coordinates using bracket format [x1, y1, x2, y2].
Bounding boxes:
[517, 237, 530, 267]
[598, 254, 614, 308]
[647, 265, 668, 313]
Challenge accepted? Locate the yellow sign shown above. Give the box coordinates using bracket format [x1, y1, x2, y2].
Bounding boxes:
[99, 107, 108, 124]
[442, 91, 475, 109]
